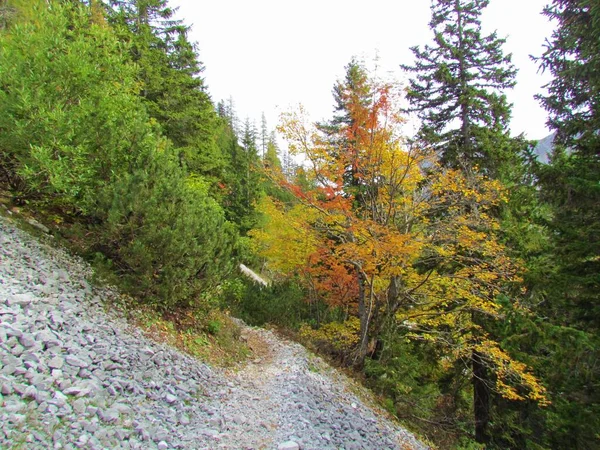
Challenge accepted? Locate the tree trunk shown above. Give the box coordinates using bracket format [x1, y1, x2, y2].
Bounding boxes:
[473, 349, 490, 444]
[354, 268, 369, 367]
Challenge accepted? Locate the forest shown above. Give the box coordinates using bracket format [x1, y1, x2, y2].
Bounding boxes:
[0, 0, 597, 448]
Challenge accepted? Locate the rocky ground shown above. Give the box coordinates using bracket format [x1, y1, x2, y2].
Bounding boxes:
[0, 213, 427, 450]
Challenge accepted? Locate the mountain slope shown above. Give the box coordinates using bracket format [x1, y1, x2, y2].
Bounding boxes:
[533, 132, 556, 163]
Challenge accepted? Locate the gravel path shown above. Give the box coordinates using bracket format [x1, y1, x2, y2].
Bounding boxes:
[0, 213, 427, 450]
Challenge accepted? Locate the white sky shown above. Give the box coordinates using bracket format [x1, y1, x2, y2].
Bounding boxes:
[170, 0, 556, 141]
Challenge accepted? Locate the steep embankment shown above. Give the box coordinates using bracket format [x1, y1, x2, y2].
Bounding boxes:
[0, 213, 427, 450]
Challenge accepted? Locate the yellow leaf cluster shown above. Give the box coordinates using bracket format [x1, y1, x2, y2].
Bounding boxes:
[248, 196, 319, 276]
[299, 317, 360, 352]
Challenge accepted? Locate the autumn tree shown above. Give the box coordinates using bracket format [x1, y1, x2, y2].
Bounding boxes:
[254, 60, 549, 445]
[276, 63, 428, 365]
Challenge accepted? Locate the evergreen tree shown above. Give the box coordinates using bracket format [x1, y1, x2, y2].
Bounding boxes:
[402, 0, 518, 177]
[536, 0, 600, 330]
[513, 2, 600, 447]
[219, 115, 262, 234]
[264, 132, 282, 172]
[105, 0, 223, 182]
[401, 3, 540, 443]
[0, 0, 236, 309]
[260, 112, 268, 160]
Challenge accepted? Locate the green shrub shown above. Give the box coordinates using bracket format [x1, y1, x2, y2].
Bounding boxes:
[226, 278, 310, 329]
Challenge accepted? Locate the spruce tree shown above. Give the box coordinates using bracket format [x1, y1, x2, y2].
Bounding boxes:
[524, 2, 600, 446]
[105, 0, 223, 182]
[402, 2, 528, 443]
[402, 0, 517, 177]
[536, 0, 600, 330]
[264, 132, 282, 172]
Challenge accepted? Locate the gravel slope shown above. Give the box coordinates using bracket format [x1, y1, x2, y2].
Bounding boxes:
[0, 214, 427, 450]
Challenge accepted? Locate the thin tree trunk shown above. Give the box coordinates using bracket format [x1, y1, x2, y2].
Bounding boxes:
[473, 349, 490, 444]
[355, 268, 369, 366]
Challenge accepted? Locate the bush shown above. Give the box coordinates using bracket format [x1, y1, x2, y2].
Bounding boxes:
[226, 278, 310, 329]
[96, 149, 236, 308]
[299, 318, 360, 355]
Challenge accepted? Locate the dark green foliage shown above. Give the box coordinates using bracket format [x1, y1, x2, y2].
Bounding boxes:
[402, 0, 518, 177]
[98, 150, 237, 308]
[488, 307, 600, 449]
[536, 0, 600, 331]
[220, 117, 263, 234]
[497, 2, 600, 447]
[537, 0, 600, 155]
[224, 278, 310, 329]
[105, 0, 224, 184]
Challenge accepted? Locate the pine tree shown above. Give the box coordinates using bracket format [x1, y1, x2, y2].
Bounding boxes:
[402, 0, 518, 177]
[0, 0, 236, 309]
[264, 132, 282, 172]
[220, 116, 262, 234]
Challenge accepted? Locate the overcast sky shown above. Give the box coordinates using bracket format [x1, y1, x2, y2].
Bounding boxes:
[170, 0, 556, 141]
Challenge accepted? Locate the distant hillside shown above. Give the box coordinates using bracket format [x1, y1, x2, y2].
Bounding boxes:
[533, 132, 556, 163]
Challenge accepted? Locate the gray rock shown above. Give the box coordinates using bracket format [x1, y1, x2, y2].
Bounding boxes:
[1, 382, 14, 395]
[9, 414, 26, 425]
[19, 334, 36, 348]
[4, 325, 23, 338]
[231, 413, 245, 425]
[37, 330, 62, 348]
[72, 398, 86, 415]
[7, 293, 34, 307]
[1, 364, 17, 375]
[23, 385, 38, 399]
[22, 351, 40, 363]
[26, 217, 50, 234]
[63, 386, 84, 396]
[164, 393, 177, 404]
[50, 391, 68, 408]
[157, 441, 169, 450]
[178, 414, 191, 425]
[65, 355, 89, 368]
[4, 399, 26, 413]
[98, 408, 120, 423]
[48, 356, 64, 370]
[11, 344, 24, 356]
